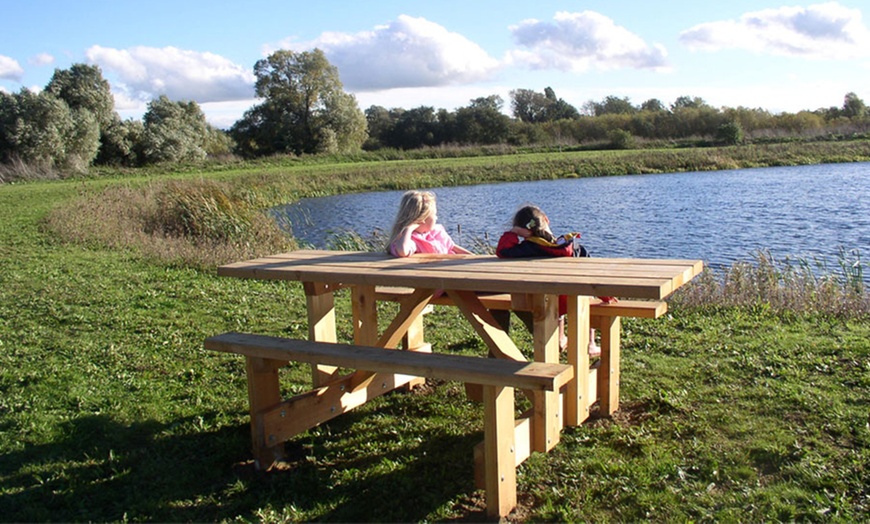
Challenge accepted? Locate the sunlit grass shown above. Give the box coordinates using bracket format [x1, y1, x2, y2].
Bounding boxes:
[2, 146, 869, 521]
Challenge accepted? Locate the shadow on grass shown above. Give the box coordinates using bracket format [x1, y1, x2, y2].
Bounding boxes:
[0, 405, 488, 522]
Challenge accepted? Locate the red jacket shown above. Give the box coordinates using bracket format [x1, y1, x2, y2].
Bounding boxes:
[496, 232, 573, 258]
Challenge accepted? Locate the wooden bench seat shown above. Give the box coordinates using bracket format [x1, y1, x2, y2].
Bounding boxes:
[373, 286, 667, 318]
[205, 331, 573, 518]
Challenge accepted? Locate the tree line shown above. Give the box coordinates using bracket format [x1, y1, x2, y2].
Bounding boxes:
[1, 48, 868, 177]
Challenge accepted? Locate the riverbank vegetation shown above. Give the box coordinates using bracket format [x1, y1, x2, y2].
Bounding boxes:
[1, 143, 868, 521]
[2, 51, 870, 183]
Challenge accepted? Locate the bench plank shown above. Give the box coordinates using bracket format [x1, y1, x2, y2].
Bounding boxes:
[205, 332, 572, 391]
[374, 286, 667, 318]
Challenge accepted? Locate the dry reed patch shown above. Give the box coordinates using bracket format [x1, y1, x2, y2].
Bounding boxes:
[43, 179, 295, 268]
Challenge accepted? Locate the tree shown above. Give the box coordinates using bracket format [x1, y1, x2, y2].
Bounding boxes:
[452, 95, 511, 144]
[385, 106, 438, 149]
[510, 87, 579, 123]
[671, 96, 709, 111]
[510, 88, 551, 123]
[45, 64, 115, 128]
[231, 49, 367, 157]
[96, 117, 144, 166]
[140, 95, 209, 163]
[640, 98, 666, 112]
[0, 89, 98, 171]
[842, 92, 866, 119]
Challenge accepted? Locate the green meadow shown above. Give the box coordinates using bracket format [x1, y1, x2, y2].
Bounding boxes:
[1, 143, 869, 522]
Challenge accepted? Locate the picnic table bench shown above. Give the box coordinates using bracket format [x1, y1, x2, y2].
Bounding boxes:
[206, 249, 702, 517]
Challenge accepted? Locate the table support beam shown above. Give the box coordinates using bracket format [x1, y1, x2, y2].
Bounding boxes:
[565, 295, 591, 426]
[595, 315, 621, 415]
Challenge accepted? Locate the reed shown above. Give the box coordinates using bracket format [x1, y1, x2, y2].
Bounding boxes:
[672, 249, 868, 318]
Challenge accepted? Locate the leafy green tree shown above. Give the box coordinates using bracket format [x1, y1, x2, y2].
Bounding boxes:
[45, 64, 115, 128]
[671, 95, 709, 111]
[596, 96, 637, 116]
[511, 87, 579, 122]
[96, 117, 144, 166]
[231, 49, 366, 157]
[842, 92, 866, 119]
[0, 89, 98, 171]
[510, 88, 551, 123]
[140, 95, 209, 163]
[451, 96, 511, 144]
[385, 106, 438, 149]
[363, 105, 396, 149]
[640, 98, 666, 112]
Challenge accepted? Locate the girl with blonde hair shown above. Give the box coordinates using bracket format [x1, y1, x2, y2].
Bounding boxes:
[387, 190, 471, 257]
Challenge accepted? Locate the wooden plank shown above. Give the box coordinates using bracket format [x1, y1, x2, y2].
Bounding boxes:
[259, 369, 416, 445]
[484, 384, 516, 518]
[374, 286, 668, 318]
[445, 290, 528, 362]
[244, 356, 286, 469]
[304, 282, 338, 386]
[205, 333, 572, 391]
[565, 295, 591, 426]
[217, 250, 703, 300]
[596, 315, 621, 416]
[531, 293, 561, 452]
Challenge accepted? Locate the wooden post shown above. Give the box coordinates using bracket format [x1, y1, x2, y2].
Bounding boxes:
[531, 294, 560, 452]
[351, 285, 379, 346]
[565, 295, 591, 426]
[245, 356, 285, 469]
[304, 282, 338, 386]
[483, 384, 516, 518]
[596, 315, 621, 415]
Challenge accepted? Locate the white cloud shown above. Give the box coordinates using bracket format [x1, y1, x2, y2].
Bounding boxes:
[85, 45, 256, 104]
[29, 53, 54, 66]
[506, 11, 670, 72]
[0, 55, 24, 81]
[679, 1, 870, 59]
[273, 14, 500, 90]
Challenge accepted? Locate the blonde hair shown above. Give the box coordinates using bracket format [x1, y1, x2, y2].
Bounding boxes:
[387, 190, 437, 253]
[512, 204, 557, 243]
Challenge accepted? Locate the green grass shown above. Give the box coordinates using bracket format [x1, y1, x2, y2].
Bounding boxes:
[1, 147, 869, 521]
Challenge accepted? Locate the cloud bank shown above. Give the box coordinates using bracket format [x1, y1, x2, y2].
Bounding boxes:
[85, 45, 256, 104]
[0, 55, 24, 81]
[506, 11, 670, 72]
[679, 1, 870, 59]
[275, 14, 501, 90]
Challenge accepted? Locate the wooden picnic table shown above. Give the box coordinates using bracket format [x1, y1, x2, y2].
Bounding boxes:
[212, 249, 703, 516]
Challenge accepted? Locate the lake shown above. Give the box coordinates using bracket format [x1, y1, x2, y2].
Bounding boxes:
[275, 162, 870, 274]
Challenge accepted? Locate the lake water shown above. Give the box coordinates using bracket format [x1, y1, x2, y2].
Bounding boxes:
[274, 162, 870, 274]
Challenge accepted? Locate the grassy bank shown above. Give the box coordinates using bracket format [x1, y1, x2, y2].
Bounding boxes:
[1, 145, 869, 521]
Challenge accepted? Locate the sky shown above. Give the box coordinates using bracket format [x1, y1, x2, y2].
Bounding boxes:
[2, 0, 869, 129]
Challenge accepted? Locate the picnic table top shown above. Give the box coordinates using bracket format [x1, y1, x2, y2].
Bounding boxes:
[217, 250, 704, 300]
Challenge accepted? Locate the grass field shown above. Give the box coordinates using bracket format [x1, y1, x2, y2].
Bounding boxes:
[1, 145, 868, 522]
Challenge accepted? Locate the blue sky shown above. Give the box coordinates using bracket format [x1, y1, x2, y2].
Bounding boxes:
[2, 0, 869, 128]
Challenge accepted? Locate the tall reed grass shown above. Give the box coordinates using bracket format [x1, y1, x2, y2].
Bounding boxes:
[44, 179, 294, 268]
[672, 249, 868, 318]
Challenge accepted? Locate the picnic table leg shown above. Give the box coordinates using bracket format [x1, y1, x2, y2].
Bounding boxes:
[531, 294, 561, 452]
[245, 356, 285, 469]
[304, 282, 338, 387]
[565, 295, 591, 426]
[351, 285, 379, 345]
[595, 315, 621, 416]
[483, 384, 517, 518]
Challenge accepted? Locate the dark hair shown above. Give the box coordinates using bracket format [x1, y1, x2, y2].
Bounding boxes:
[512, 205, 557, 243]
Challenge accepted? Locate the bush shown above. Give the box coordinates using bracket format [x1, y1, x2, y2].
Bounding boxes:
[717, 121, 745, 145]
[607, 129, 635, 150]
